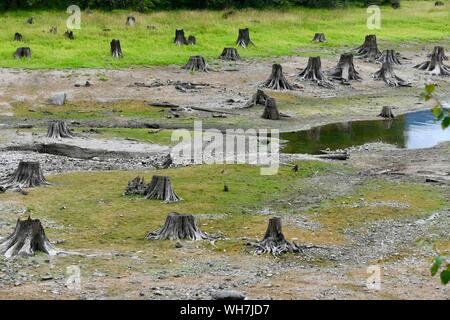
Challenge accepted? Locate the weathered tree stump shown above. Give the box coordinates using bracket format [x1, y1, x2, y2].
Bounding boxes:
[262, 97, 280, 120]
[14, 47, 31, 59]
[415, 50, 450, 76]
[49, 26, 57, 34]
[64, 30, 74, 40]
[126, 16, 136, 26]
[391, 1, 400, 9]
[244, 89, 270, 108]
[262, 64, 293, 90]
[110, 39, 123, 59]
[46, 120, 73, 139]
[298, 57, 334, 88]
[373, 61, 411, 86]
[124, 176, 147, 195]
[26, 17, 34, 24]
[378, 106, 395, 119]
[0, 217, 59, 258]
[312, 33, 326, 42]
[376, 49, 403, 65]
[182, 56, 210, 72]
[253, 217, 299, 256]
[219, 48, 240, 61]
[224, 183, 229, 192]
[144, 176, 182, 202]
[1, 162, 49, 190]
[236, 28, 254, 48]
[329, 53, 361, 84]
[428, 46, 448, 61]
[354, 34, 381, 61]
[187, 35, 196, 45]
[435, 1, 444, 6]
[174, 29, 187, 46]
[146, 213, 212, 240]
[14, 32, 23, 41]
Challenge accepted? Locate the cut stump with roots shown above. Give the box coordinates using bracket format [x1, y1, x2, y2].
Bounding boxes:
[378, 106, 395, 119]
[145, 176, 182, 202]
[219, 48, 241, 61]
[428, 46, 448, 61]
[415, 49, 450, 76]
[124, 176, 147, 195]
[182, 56, 210, 72]
[14, 47, 31, 59]
[262, 64, 293, 90]
[376, 49, 405, 65]
[236, 28, 254, 48]
[354, 34, 381, 62]
[373, 62, 411, 87]
[126, 16, 136, 26]
[244, 89, 270, 108]
[46, 120, 73, 139]
[187, 35, 196, 45]
[64, 30, 74, 40]
[328, 53, 361, 84]
[298, 57, 334, 88]
[253, 217, 300, 256]
[262, 97, 280, 120]
[111, 39, 123, 59]
[312, 33, 326, 42]
[146, 213, 213, 241]
[1, 161, 49, 190]
[14, 32, 23, 41]
[49, 26, 57, 34]
[174, 29, 187, 46]
[0, 217, 59, 259]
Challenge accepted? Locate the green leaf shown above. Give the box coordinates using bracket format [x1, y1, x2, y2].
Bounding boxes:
[431, 256, 443, 276]
[442, 117, 450, 130]
[437, 111, 445, 121]
[440, 269, 450, 285]
[425, 83, 436, 94]
[431, 106, 442, 118]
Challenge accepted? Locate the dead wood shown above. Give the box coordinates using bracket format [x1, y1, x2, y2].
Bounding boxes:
[1, 161, 49, 190]
[329, 53, 361, 84]
[146, 213, 213, 240]
[254, 217, 300, 256]
[182, 56, 211, 72]
[236, 28, 254, 48]
[111, 39, 123, 59]
[262, 64, 293, 90]
[298, 57, 334, 88]
[262, 97, 280, 120]
[46, 120, 73, 139]
[373, 61, 411, 86]
[219, 48, 241, 61]
[378, 106, 395, 119]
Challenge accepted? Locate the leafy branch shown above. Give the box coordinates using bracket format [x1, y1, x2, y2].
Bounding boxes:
[421, 83, 449, 129]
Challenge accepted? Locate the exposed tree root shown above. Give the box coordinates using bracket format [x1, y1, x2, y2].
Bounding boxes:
[415, 48, 450, 76]
[46, 120, 73, 139]
[253, 217, 300, 256]
[328, 53, 361, 84]
[354, 34, 381, 62]
[244, 89, 270, 108]
[111, 39, 123, 59]
[373, 62, 411, 86]
[219, 48, 241, 61]
[146, 213, 213, 240]
[312, 33, 326, 42]
[378, 106, 395, 119]
[236, 28, 254, 48]
[174, 29, 187, 46]
[182, 56, 211, 72]
[262, 64, 293, 90]
[1, 161, 49, 190]
[298, 57, 334, 88]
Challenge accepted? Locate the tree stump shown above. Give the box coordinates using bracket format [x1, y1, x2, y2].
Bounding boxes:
[262, 64, 293, 90]
[146, 213, 212, 240]
[298, 57, 334, 88]
[236, 28, 254, 48]
[46, 120, 73, 139]
[378, 106, 395, 119]
[64, 30, 74, 40]
[262, 97, 280, 120]
[373, 61, 411, 86]
[187, 35, 196, 45]
[354, 35, 381, 61]
[1, 162, 49, 190]
[376, 49, 403, 65]
[312, 33, 326, 42]
[244, 89, 270, 108]
[144, 176, 182, 202]
[126, 16, 136, 26]
[391, 1, 400, 9]
[253, 217, 299, 256]
[0, 217, 58, 258]
[415, 50, 450, 76]
[329, 53, 361, 84]
[49, 26, 57, 34]
[111, 39, 123, 59]
[435, 1, 444, 6]
[219, 48, 240, 61]
[428, 46, 448, 61]
[174, 29, 187, 46]
[26, 17, 34, 24]
[124, 176, 147, 195]
[14, 32, 23, 41]
[14, 47, 31, 59]
[182, 56, 210, 72]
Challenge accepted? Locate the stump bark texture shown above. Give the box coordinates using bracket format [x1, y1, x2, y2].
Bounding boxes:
[244, 89, 270, 108]
[46, 120, 73, 139]
[298, 57, 333, 88]
[14, 47, 31, 59]
[219, 48, 241, 61]
[111, 39, 123, 59]
[415, 48, 450, 76]
[262, 97, 280, 120]
[146, 213, 212, 240]
[174, 29, 187, 46]
[378, 106, 395, 119]
[373, 62, 411, 86]
[14, 32, 23, 41]
[1, 162, 49, 190]
[254, 217, 299, 256]
[329, 53, 361, 83]
[312, 33, 326, 42]
[236, 28, 254, 48]
[182, 56, 210, 72]
[354, 35, 381, 61]
[262, 64, 293, 90]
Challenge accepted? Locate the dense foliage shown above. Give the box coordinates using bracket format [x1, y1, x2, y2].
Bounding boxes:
[0, 0, 392, 11]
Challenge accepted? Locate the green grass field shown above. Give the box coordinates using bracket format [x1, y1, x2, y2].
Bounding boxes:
[0, 1, 448, 68]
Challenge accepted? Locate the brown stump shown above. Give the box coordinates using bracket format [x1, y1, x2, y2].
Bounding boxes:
[46, 120, 73, 139]
[49, 26, 57, 34]
[111, 39, 123, 59]
[174, 29, 187, 46]
[236, 28, 254, 48]
[416, 48, 450, 76]
[14, 47, 31, 59]
[428, 46, 448, 61]
[1, 162, 49, 190]
[312, 33, 326, 42]
[244, 89, 270, 108]
[14, 32, 23, 41]
[391, 1, 400, 9]
[329, 53, 361, 84]
[124, 176, 147, 195]
[376, 49, 403, 65]
[187, 35, 196, 45]
[354, 35, 381, 62]
[26, 17, 34, 24]
[64, 30, 74, 40]
[253, 217, 299, 256]
[219, 48, 241, 61]
[182, 56, 210, 72]
[144, 176, 182, 203]
[262, 64, 293, 90]
[262, 97, 280, 120]
[298, 57, 333, 88]
[0, 217, 58, 258]
[373, 61, 411, 86]
[146, 213, 212, 240]
[378, 106, 395, 119]
[126, 16, 136, 26]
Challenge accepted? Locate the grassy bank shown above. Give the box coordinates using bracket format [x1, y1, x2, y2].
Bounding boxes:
[0, 1, 448, 68]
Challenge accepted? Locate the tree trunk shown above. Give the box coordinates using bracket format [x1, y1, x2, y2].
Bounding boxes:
[110, 39, 123, 59]
[126, 16, 136, 26]
[46, 120, 73, 139]
[64, 30, 74, 40]
[14, 32, 23, 41]
[219, 48, 241, 61]
[376, 49, 403, 65]
[14, 47, 31, 59]
[187, 35, 196, 45]
[415, 49, 450, 76]
[244, 89, 270, 108]
[329, 53, 361, 84]
[1, 161, 49, 190]
[253, 217, 299, 256]
[373, 61, 411, 86]
[182, 56, 210, 72]
[146, 213, 212, 240]
[144, 176, 182, 203]
[312, 33, 326, 42]
[124, 176, 147, 195]
[0, 217, 59, 258]
[262, 64, 293, 90]
[428, 46, 447, 61]
[236, 28, 254, 48]
[354, 34, 381, 62]
[262, 97, 280, 120]
[174, 29, 187, 46]
[298, 57, 334, 88]
[49, 26, 57, 34]
[378, 106, 395, 119]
